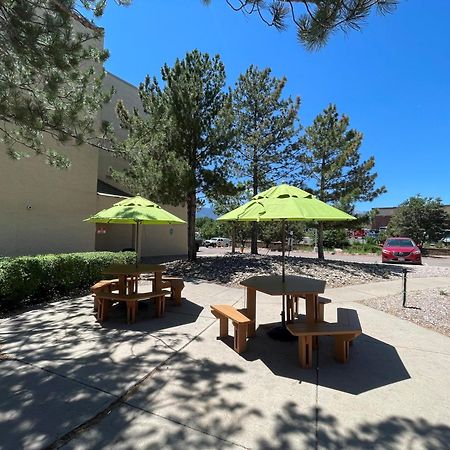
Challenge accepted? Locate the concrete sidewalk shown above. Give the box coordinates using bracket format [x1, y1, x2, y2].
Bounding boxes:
[1, 277, 449, 449]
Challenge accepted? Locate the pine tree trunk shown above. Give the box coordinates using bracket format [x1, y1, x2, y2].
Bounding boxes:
[251, 222, 258, 254]
[187, 192, 197, 261]
[317, 222, 325, 260]
[231, 223, 236, 253]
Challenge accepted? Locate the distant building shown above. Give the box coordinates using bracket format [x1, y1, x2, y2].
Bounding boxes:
[371, 205, 450, 230]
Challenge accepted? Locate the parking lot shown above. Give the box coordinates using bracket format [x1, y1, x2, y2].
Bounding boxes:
[197, 245, 450, 267]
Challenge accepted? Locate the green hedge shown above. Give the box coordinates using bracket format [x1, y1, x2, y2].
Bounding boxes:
[0, 251, 135, 312]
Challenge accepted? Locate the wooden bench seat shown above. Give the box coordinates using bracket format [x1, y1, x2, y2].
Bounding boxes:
[287, 295, 331, 322]
[148, 276, 185, 305]
[160, 276, 184, 305]
[90, 279, 119, 292]
[211, 304, 252, 354]
[287, 308, 362, 368]
[90, 279, 119, 311]
[97, 290, 170, 324]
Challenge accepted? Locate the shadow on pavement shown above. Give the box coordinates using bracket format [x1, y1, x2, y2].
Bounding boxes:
[53, 350, 262, 449]
[257, 403, 450, 450]
[98, 298, 204, 332]
[243, 325, 410, 395]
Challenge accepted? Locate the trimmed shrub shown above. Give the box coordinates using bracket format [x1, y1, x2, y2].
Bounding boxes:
[0, 251, 135, 312]
[323, 229, 349, 249]
[346, 243, 381, 255]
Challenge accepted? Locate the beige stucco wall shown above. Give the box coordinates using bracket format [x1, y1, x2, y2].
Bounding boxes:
[94, 74, 189, 258]
[0, 142, 99, 257]
[91, 194, 188, 257]
[0, 15, 188, 259]
[97, 72, 143, 192]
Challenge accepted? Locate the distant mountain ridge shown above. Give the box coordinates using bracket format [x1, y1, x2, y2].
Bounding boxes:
[197, 207, 217, 219]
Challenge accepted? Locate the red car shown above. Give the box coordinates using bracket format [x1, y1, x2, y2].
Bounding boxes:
[381, 237, 422, 265]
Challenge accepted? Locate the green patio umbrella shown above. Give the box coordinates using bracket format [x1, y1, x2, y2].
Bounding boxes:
[85, 195, 185, 265]
[218, 184, 356, 279]
[217, 184, 355, 339]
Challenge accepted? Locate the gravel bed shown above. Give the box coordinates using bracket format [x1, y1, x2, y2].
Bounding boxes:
[162, 254, 417, 288]
[360, 288, 450, 337]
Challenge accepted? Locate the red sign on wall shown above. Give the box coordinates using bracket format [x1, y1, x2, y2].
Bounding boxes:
[96, 226, 107, 235]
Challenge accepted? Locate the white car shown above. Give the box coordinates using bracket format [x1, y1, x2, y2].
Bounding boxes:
[204, 237, 231, 248]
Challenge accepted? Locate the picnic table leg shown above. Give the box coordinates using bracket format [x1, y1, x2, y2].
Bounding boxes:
[155, 294, 165, 318]
[234, 323, 247, 353]
[246, 287, 256, 337]
[97, 298, 111, 322]
[172, 285, 182, 305]
[334, 334, 354, 363]
[299, 335, 313, 369]
[305, 294, 319, 348]
[287, 295, 297, 323]
[126, 300, 135, 324]
[305, 293, 318, 324]
[219, 316, 228, 338]
[96, 297, 103, 321]
[153, 272, 162, 293]
[118, 275, 127, 295]
[127, 276, 138, 294]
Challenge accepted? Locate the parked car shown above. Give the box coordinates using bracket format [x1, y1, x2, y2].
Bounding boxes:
[194, 231, 204, 251]
[381, 237, 422, 264]
[204, 237, 231, 248]
[366, 229, 380, 238]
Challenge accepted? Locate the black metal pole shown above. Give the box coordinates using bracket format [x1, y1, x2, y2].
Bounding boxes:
[402, 268, 407, 307]
[135, 221, 141, 267]
[282, 220, 286, 282]
[281, 220, 286, 327]
[232, 222, 236, 254]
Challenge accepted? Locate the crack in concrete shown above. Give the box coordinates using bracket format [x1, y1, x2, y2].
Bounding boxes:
[44, 300, 247, 450]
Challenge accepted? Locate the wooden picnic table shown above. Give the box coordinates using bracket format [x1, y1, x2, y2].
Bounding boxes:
[102, 263, 166, 295]
[240, 275, 326, 337]
[97, 264, 168, 323]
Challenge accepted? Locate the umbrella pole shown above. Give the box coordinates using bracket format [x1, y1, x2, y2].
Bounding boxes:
[135, 221, 140, 267]
[282, 220, 286, 282]
[281, 219, 286, 328]
[267, 219, 295, 341]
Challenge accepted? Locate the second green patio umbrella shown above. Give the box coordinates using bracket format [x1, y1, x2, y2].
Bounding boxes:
[217, 184, 356, 280]
[85, 195, 186, 265]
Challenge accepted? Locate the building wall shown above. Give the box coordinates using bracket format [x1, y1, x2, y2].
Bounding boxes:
[97, 72, 143, 192]
[0, 15, 188, 259]
[0, 142, 98, 257]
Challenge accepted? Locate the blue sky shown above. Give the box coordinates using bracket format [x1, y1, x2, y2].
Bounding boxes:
[93, 0, 450, 211]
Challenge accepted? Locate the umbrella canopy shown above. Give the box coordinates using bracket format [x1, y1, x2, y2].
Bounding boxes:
[84, 196, 185, 225]
[217, 184, 355, 222]
[85, 195, 185, 264]
[217, 184, 355, 275]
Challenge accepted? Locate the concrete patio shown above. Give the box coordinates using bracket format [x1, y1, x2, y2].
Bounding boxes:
[1, 278, 449, 449]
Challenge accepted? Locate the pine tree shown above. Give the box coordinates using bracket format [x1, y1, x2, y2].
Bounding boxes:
[113, 50, 235, 261]
[232, 65, 301, 254]
[204, 0, 398, 50]
[0, 1, 130, 167]
[294, 104, 385, 259]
